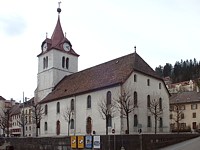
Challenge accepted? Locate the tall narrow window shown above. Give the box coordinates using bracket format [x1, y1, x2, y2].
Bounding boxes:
[106, 91, 111, 105]
[159, 83, 162, 89]
[147, 116, 151, 127]
[159, 98, 162, 110]
[45, 104, 48, 115]
[108, 115, 112, 127]
[44, 122, 48, 131]
[87, 95, 91, 109]
[134, 114, 138, 127]
[46, 56, 48, 68]
[134, 74, 137, 82]
[147, 79, 150, 86]
[56, 120, 60, 135]
[159, 117, 163, 128]
[86, 117, 92, 134]
[134, 91, 138, 107]
[147, 95, 150, 108]
[71, 99, 74, 111]
[43, 57, 45, 69]
[57, 102, 60, 113]
[62, 56, 65, 68]
[70, 119, 74, 129]
[66, 58, 69, 69]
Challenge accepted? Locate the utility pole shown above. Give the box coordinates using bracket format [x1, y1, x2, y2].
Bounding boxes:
[22, 92, 25, 137]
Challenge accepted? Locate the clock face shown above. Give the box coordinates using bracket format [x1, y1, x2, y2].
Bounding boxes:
[43, 43, 48, 52]
[63, 43, 70, 51]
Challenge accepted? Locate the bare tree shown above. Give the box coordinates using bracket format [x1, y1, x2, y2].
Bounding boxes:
[0, 108, 11, 137]
[32, 103, 44, 137]
[17, 108, 28, 137]
[63, 106, 73, 136]
[98, 99, 116, 135]
[170, 103, 184, 134]
[148, 98, 163, 134]
[115, 89, 135, 134]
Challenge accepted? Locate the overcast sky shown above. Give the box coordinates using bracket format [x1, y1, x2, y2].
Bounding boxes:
[0, 0, 200, 101]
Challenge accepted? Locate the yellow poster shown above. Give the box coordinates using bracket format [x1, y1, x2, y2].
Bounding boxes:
[78, 136, 84, 148]
[71, 136, 77, 148]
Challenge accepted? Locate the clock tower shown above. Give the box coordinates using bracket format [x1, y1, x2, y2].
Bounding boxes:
[35, 4, 79, 102]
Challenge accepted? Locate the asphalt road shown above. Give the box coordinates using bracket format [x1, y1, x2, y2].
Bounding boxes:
[159, 136, 200, 150]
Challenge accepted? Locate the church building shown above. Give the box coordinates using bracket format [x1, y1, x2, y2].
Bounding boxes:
[35, 5, 170, 136]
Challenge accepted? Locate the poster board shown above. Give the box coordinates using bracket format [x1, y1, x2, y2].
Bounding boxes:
[93, 136, 100, 149]
[85, 135, 92, 149]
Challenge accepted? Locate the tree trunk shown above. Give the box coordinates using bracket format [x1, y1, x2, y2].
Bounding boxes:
[155, 116, 157, 134]
[106, 117, 108, 135]
[127, 113, 129, 134]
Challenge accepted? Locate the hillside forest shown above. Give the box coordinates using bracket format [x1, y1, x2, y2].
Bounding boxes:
[155, 58, 200, 83]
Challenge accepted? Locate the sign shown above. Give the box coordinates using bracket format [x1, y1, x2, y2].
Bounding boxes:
[71, 136, 76, 149]
[93, 136, 100, 149]
[85, 135, 93, 149]
[112, 129, 115, 134]
[78, 136, 84, 148]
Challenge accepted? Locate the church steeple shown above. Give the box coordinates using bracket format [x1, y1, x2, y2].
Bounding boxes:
[51, 2, 64, 49]
[35, 2, 79, 102]
[39, 2, 79, 57]
[51, 15, 64, 48]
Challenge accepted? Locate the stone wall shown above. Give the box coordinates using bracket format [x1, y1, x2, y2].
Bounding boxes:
[0, 134, 199, 150]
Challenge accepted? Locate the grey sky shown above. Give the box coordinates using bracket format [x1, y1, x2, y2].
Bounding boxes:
[0, 0, 200, 101]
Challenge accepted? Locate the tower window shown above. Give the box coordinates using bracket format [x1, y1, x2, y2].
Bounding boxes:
[70, 119, 74, 129]
[62, 56, 65, 68]
[134, 114, 138, 127]
[134, 74, 137, 82]
[66, 58, 69, 69]
[147, 95, 150, 108]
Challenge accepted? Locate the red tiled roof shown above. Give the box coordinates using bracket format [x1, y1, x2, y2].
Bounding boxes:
[170, 91, 200, 104]
[40, 52, 164, 104]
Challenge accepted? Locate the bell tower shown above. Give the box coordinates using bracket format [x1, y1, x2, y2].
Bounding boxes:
[35, 3, 79, 102]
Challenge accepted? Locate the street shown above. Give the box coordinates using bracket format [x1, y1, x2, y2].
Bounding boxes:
[159, 136, 200, 150]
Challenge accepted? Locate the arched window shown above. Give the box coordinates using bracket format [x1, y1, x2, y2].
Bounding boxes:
[159, 83, 162, 89]
[44, 122, 48, 131]
[86, 117, 92, 134]
[57, 102, 60, 113]
[71, 99, 74, 111]
[159, 117, 163, 128]
[147, 95, 150, 108]
[66, 58, 69, 69]
[45, 56, 48, 68]
[43, 57, 45, 69]
[134, 74, 137, 82]
[147, 116, 151, 127]
[134, 114, 138, 127]
[134, 91, 137, 107]
[70, 119, 74, 129]
[45, 104, 48, 115]
[87, 95, 91, 109]
[108, 114, 112, 127]
[56, 120, 60, 135]
[147, 79, 150, 86]
[62, 56, 65, 68]
[159, 98, 162, 110]
[106, 91, 111, 105]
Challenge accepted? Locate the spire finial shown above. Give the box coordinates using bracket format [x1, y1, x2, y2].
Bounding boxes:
[134, 46, 136, 53]
[65, 32, 66, 38]
[57, 1, 62, 14]
[46, 32, 48, 38]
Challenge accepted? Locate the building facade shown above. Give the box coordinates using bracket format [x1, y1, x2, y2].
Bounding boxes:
[34, 6, 170, 137]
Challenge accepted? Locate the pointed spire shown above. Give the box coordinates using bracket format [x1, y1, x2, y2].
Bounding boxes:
[51, 2, 64, 48]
